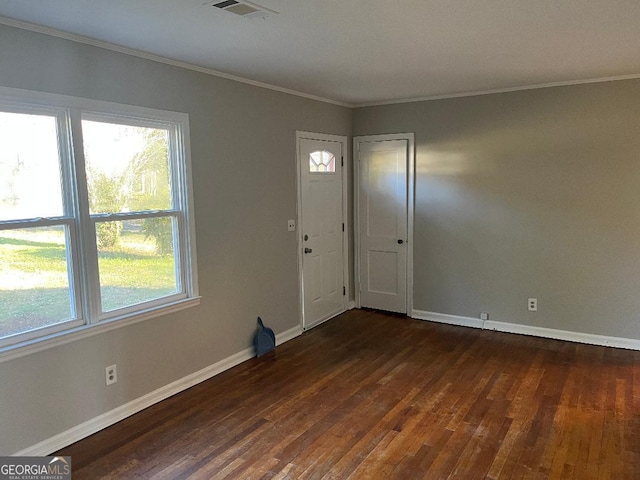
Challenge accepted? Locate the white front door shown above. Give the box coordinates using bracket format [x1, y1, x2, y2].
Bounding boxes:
[298, 134, 347, 329]
[356, 135, 412, 314]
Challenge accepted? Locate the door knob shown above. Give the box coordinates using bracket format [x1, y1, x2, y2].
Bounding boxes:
[397, 239, 404, 244]
[304, 247, 313, 254]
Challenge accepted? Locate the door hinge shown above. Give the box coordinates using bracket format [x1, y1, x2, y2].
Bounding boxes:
[342, 223, 344, 232]
[341, 156, 344, 167]
[343, 286, 346, 296]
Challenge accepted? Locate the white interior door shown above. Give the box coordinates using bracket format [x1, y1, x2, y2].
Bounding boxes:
[357, 137, 411, 314]
[298, 135, 346, 329]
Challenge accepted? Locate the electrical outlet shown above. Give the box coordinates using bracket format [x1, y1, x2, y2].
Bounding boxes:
[480, 312, 489, 321]
[287, 219, 296, 231]
[106, 364, 117, 386]
[528, 298, 538, 312]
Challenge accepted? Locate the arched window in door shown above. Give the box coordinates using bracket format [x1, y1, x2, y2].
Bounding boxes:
[309, 150, 336, 173]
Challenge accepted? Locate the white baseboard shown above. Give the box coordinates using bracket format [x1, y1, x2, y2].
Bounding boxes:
[13, 324, 303, 456]
[276, 325, 303, 345]
[411, 310, 484, 329]
[483, 320, 640, 350]
[347, 301, 356, 310]
[411, 310, 640, 351]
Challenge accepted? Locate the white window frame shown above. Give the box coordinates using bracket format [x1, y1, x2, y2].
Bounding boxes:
[0, 86, 199, 362]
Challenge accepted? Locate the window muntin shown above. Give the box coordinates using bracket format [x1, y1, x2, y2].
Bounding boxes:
[0, 93, 197, 351]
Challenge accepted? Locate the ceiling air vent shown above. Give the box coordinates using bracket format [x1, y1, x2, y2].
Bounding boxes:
[209, 0, 278, 19]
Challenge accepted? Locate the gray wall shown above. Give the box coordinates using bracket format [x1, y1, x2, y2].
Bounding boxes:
[354, 80, 640, 340]
[0, 24, 352, 454]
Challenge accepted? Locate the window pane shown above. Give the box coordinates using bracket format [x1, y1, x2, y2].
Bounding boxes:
[96, 217, 178, 312]
[82, 120, 172, 214]
[0, 226, 73, 339]
[0, 112, 64, 220]
[309, 150, 336, 173]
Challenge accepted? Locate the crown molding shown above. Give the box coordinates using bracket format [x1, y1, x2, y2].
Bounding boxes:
[3, 15, 640, 110]
[354, 73, 640, 108]
[0, 16, 353, 108]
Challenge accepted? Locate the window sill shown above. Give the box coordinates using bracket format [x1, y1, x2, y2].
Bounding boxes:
[0, 296, 201, 363]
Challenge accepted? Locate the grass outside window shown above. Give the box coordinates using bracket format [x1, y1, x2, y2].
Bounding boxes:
[0, 227, 176, 339]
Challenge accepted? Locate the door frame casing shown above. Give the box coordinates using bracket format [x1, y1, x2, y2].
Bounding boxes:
[354, 133, 415, 314]
[296, 131, 350, 330]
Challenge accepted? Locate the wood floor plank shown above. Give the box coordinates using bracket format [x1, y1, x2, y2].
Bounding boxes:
[55, 309, 640, 479]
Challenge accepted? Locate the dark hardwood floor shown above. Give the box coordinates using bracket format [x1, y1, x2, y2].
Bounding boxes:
[57, 309, 640, 479]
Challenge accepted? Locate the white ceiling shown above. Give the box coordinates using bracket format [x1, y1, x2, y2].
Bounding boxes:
[1, 0, 640, 106]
